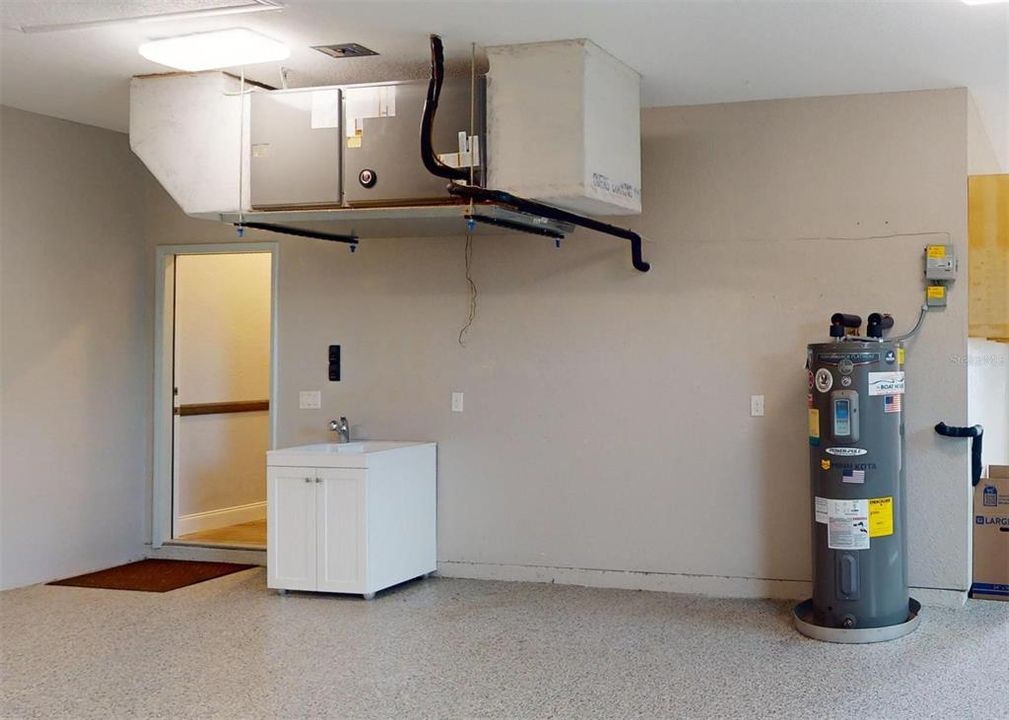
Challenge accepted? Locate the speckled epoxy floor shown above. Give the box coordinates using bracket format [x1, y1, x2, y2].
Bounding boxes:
[1, 570, 1007, 719]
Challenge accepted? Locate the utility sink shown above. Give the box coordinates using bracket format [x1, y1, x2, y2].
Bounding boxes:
[267, 441, 431, 469]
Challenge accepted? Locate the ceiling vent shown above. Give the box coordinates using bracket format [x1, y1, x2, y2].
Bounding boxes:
[313, 43, 378, 60]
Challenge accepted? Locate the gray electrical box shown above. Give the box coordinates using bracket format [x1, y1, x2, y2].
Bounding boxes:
[925, 244, 957, 281]
[250, 87, 342, 209]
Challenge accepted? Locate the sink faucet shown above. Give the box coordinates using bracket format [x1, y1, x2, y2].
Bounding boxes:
[329, 417, 350, 443]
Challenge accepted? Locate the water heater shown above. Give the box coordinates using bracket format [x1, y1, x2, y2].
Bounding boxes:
[794, 312, 922, 643]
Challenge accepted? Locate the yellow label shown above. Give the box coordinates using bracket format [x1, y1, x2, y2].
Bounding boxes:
[869, 497, 894, 538]
[347, 136, 362, 149]
[927, 285, 946, 299]
[821, 459, 831, 470]
[897, 347, 905, 365]
[808, 409, 820, 438]
[927, 245, 946, 259]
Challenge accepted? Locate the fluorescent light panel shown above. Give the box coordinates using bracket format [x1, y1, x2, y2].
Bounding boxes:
[961, 0, 1009, 5]
[139, 28, 289, 71]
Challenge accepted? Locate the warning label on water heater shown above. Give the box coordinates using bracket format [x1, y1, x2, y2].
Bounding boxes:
[869, 497, 894, 538]
[827, 498, 870, 550]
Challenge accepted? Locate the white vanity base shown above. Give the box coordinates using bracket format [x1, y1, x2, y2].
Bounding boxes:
[266, 442, 436, 598]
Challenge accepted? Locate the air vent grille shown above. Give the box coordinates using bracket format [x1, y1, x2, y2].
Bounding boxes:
[313, 43, 378, 59]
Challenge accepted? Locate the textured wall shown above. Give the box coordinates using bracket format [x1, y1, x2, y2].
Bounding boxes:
[0, 107, 151, 589]
[968, 339, 1009, 468]
[145, 88, 973, 594]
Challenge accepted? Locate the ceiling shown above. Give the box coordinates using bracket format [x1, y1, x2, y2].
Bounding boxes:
[2, 0, 1007, 166]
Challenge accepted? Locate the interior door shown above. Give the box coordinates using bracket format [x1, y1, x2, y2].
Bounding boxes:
[267, 468, 317, 590]
[316, 468, 367, 592]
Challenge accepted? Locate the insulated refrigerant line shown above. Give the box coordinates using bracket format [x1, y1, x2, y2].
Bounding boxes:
[842, 305, 929, 344]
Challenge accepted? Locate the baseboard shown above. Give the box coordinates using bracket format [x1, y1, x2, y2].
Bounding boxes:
[436, 561, 811, 600]
[146, 543, 266, 566]
[436, 561, 970, 607]
[911, 587, 968, 608]
[176, 501, 266, 536]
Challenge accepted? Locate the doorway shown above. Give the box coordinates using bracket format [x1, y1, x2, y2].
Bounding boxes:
[153, 243, 278, 550]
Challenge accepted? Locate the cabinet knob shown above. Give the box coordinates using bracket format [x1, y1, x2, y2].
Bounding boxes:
[304, 477, 311, 483]
[315, 478, 322, 483]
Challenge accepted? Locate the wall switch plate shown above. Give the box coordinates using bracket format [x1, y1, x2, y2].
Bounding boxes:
[299, 391, 321, 409]
[328, 345, 340, 381]
[751, 395, 765, 417]
[451, 392, 464, 413]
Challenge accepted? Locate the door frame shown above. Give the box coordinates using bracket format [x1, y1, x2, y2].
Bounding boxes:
[152, 242, 280, 548]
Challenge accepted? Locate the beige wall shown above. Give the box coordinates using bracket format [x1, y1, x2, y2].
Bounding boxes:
[174, 253, 271, 518]
[968, 339, 1009, 468]
[968, 93, 1003, 175]
[0, 107, 151, 589]
[145, 88, 974, 596]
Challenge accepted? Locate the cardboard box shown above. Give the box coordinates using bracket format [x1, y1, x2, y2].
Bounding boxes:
[972, 465, 1009, 601]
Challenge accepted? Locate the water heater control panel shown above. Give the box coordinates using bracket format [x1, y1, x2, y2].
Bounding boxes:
[830, 390, 860, 443]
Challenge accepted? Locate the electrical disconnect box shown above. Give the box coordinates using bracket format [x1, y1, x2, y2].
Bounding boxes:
[924, 244, 957, 308]
[925, 245, 957, 281]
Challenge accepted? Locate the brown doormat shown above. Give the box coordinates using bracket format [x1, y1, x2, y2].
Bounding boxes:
[47, 559, 255, 592]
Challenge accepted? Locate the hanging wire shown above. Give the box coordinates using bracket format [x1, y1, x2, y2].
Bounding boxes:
[457, 42, 479, 347]
[458, 229, 477, 346]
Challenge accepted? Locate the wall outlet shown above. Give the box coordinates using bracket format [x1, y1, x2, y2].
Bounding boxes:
[299, 391, 321, 409]
[750, 395, 765, 417]
[451, 392, 464, 413]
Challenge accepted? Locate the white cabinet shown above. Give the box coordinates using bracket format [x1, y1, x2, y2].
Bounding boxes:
[267, 442, 436, 597]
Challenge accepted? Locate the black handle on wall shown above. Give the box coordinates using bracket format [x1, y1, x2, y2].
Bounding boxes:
[934, 422, 985, 487]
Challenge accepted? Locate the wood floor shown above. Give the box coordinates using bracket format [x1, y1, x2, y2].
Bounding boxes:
[176, 520, 266, 547]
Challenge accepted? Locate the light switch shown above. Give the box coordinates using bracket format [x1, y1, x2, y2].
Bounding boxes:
[751, 395, 765, 417]
[451, 392, 464, 413]
[299, 391, 321, 409]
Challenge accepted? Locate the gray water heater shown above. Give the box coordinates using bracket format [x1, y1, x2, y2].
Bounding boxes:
[793, 312, 922, 643]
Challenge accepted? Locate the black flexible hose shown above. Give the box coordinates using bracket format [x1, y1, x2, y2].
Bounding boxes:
[421, 35, 471, 183]
[935, 423, 985, 487]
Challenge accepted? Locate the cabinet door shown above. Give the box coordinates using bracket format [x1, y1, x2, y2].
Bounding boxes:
[267, 468, 317, 590]
[315, 468, 367, 593]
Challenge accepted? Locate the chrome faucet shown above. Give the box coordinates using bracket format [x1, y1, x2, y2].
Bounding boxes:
[329, 417, 350, 443]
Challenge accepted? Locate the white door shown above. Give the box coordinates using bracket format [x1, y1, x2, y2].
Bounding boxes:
[316, 468, 367, 593]
[267, 467, 317, 590]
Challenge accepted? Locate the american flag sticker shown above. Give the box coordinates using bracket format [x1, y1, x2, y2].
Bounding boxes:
[843, 469, 866, 484]
[884, 394, 902, 414]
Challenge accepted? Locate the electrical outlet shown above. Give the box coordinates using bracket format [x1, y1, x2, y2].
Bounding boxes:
[451, 392, 464, 413]
[751, 395, 765, 417]
[299, 391, 321, 409]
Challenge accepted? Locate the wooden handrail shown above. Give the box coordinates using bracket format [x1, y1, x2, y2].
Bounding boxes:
[176, 400, 270, 417]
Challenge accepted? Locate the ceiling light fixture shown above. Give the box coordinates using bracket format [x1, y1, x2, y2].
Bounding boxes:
[960, 0, 1009, 5]
[12, 1, 283, 34]
[139, 28, 290, 72]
